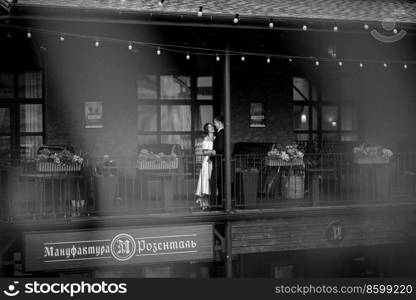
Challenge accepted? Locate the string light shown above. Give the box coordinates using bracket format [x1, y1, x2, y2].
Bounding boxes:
[157, 47, 161, 55]
[315, 60, 320, 66]
[359, 62, 363, 68]
[266, 56, 271, 63]
[269, 18, 274, 28]
[383, 62, 387, 68]
[59, 35, 65, 42]
[216, 54, 220, 61]
[338, 61, 343, 67]
[94, 40, 100, 47]
[404, 63, 408, 69]
[233, 14, 239, 24]
[333, 25, 338, 32]
[288, 58, 293, 62]
[198, 6, 203, 17]
[241, 55, 245, 61]
[128, 43, 133, 50]
[302, 25, 307, 31]
[393, 28, 398, 34]
[364, 24, 369, 30]
[186, 52, 190, 60]
[27, 31, 31, 38]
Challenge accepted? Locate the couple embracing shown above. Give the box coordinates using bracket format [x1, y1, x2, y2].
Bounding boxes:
[195, 116, 224, 210]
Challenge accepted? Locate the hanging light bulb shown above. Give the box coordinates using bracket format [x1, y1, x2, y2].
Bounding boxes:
[393, 28, 398, 34]
[359, 62, 364, 68]
[157, 47, 161, 55]
[288, 58, 293, 62]
[241, 55, 245, 61]
[128, 43, 133, 50]
[186, 52, 190, 60]
[301, 113, 307, 123]
[216, 54, 220, 62]
[59, 35, 65, 42]
[338, 61, 343, 67]
[383, 62, 387, 68]
[266, 56, 271, 63]
[333, 25, 338, 32]
[95, 40, 100, 47]
[315, 60, 320, 66]
[302, 25, 308, 31]
[269, 18, 274, 28]
[27, 31, 32, 38]
[364, 24, 369, 30]
[198, 6, 203, 17]
[404, 63, 408, 69]
[233, 14, 239, 24]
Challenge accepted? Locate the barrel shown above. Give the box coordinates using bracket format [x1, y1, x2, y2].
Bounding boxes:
[283, 174, 304, 199]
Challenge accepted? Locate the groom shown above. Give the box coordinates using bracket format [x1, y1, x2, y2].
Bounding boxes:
[210, 116, 225, 208]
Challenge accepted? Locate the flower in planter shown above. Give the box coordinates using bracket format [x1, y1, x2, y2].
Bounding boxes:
[353, 144, 393, 160]
[37, 148, 84, 166]
[267, 143, 304, 162]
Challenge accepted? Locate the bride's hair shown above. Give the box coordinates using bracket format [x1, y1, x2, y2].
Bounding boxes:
[203, 122, 213, 133]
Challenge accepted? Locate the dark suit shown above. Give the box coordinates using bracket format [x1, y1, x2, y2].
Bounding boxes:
[210, 128, 224, 206]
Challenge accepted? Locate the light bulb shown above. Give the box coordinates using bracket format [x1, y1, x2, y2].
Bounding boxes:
[27, 32, 32, 38]
[241, 56, 245, 61]
[333, 26, 338, 32]
[59, 36, 65, 42]
[128, 43, 133, 50]
[302, 25, 307, 31]
[315, 60, 320, 66]
[266, 57, 270, 63]
[95, 40, 100, 47]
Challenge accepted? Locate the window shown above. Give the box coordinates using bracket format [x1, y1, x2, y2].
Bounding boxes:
[292, 76, 359, 147]
[137, 74, 214, 151]
[0, 70, 44, 159]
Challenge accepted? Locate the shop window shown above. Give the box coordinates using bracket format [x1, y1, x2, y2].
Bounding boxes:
[160, 75, 191, 100]
[137, 74, 157, 100]
[0, 73, 14, 98]
[138, 74, 214, 152]
[161, 105, 191, 131]
[197, 76, 213, 100]
[0, 107, 10, 132]
[137, 105, 157, 131]
[17, 71, 43, 99]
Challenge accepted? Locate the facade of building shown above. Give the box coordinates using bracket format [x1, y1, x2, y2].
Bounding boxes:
[1, 0, 416, 278]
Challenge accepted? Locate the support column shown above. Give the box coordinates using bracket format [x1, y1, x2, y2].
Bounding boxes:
[224, 45, 233, 278]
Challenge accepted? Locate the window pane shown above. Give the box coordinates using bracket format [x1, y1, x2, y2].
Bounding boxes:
[341, 107, 358, 131]
[137, 74, 157, 99]
[20, 136, 43, 159]
[0, 108, 10, 133]
[293, 77, 309, 101]
[138, 105, 157, 131]
[341, 133, 358, 141]
[0, 136, 10, 158]
[195, 105, 213, 131]
[322, 106, 338, 131]
[0, 73, 14, 98]
[161, 105, 191, 131]
[296, 133, 309, 141]
[138, 135, 157, 145]
[160, 76, 191, 100]
[17, 71, 42, 99]
[161, 135, 191, 150]
[20, 104, 43, 132]
[312, 107, 318, 130]
[321, 76, 339, 101]
[197, 76, 213, 100]
[322, 133, 339, 142]
[293, 105, 309, 130]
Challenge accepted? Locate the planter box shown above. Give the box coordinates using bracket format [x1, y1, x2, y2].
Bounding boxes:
[265, 157, 304, 167]
[354, 157, 389, 164]
[137, 158, 178, 170]
[36, 162, 81, 172]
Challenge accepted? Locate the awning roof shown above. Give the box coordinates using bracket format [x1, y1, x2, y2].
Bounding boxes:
[14, 0, 416, 24]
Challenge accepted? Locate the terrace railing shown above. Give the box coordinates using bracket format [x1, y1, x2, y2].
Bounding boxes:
[1, 153, 416, 221]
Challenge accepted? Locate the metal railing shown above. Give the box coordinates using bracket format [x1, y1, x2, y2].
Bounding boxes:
[1, 153, 415, 221]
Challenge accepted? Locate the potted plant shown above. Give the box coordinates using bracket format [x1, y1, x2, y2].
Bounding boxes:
[137, 149, 178, 170]
[36, 147, 84, 172]
[353, 144, 393, 164]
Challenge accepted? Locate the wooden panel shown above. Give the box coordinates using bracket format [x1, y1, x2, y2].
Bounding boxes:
[24, 224, 213, 272]
[232, 212, 416, 254]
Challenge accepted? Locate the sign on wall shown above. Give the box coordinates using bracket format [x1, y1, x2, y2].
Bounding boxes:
[85, 101, 103, 128]
[24, 224, 213, 272]
[249, 102, 265, 128]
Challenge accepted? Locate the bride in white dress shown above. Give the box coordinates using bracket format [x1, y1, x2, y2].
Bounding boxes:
[195, 123, 215, 210]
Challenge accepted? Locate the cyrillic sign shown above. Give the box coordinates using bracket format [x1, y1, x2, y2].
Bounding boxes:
[24, 224, 213, 272]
